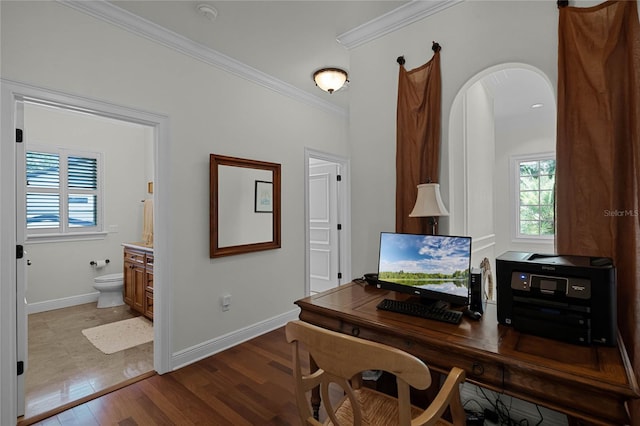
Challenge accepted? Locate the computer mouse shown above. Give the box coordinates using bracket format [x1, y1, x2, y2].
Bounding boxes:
[463, 308, 482, 321]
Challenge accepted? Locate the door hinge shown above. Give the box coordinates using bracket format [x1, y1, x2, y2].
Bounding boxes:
[337, 224, 342, 230]
[16, 128, 23, 143]
[16, 244, 24, 259]
[336, 174, 342, 182]
[17, 361, 24, 376]
[338, 272, 342, 279]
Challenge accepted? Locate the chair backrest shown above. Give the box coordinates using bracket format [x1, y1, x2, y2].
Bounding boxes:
[285, 320, 465, 426]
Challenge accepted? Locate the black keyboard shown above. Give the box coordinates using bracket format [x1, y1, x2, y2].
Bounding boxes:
[376, 299, 463, 324]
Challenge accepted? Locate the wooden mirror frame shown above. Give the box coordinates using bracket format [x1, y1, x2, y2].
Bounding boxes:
[209, 154, 281, 258]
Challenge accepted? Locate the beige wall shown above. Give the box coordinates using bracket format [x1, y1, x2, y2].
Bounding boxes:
[24, 103, 150, 305]
[464, 81, 496, 267]
[348, 1, 560, 276]
[2, 0, 620, 371]
[1, 0, 348, 354]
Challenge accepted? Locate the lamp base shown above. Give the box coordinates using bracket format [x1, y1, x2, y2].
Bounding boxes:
[429, 217, 438, 235]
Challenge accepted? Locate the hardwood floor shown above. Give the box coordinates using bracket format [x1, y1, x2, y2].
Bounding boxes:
[25, 326, 329, 425]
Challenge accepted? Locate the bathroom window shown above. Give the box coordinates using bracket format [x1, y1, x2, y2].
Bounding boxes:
[511, 153, 556, 241]
[26, 147, 103, 237]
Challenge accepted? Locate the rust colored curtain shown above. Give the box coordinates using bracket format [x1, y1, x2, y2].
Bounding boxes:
[556, 1, 640, 422]
[396, 49, 442, 234]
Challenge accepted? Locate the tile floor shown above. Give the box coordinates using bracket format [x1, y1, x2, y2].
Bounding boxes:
[24, 303, 154, 420]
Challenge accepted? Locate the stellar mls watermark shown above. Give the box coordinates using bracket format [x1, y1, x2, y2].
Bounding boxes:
[604, 209, 639, 217]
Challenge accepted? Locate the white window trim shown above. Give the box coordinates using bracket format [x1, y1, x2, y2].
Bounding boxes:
[25, 144, 105, 242]
[510, 152, 555, 244]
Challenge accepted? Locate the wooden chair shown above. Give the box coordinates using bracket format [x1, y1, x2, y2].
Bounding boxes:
[285, 320, 466, 426]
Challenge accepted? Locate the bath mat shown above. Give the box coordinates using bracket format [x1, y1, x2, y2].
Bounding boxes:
[82, 317, 153, 354]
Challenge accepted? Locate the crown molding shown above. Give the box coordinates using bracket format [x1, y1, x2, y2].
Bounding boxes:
[337, 0, 464, 49]
[57, 0, 347, 118]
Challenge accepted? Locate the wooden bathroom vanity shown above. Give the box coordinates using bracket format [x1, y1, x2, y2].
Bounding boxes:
[123, 243, 154, 320]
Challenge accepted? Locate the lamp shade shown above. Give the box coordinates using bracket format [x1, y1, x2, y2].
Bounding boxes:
[409, 183, 449, 217]
[313, 68, 348, 93]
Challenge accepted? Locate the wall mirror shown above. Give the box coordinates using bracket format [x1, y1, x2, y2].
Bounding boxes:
[210, 154, 281, 258]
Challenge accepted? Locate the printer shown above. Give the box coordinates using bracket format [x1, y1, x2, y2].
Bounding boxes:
[496, 251, 617, 346]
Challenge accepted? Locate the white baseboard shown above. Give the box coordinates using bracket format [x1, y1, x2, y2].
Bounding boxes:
[27, 292, 99, 314]
[460, 382, 569, 425]
[171, 308, 300, 371]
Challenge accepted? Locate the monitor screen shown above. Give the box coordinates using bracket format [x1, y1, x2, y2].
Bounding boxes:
[376, 232, 472, 306]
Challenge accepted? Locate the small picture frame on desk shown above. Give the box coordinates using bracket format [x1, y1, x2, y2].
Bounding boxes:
[255, 180, 273, 213]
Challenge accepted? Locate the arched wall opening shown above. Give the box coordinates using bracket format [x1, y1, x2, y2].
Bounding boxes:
[447, 63, 556, 275]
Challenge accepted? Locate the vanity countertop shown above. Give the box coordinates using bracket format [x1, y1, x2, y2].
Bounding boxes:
[122, 242, 154, 252]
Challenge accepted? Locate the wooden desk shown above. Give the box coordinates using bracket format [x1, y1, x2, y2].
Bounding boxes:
[295, 282, 640, 425]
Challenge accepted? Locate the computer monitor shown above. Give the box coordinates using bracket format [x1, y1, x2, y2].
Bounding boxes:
[376, 232, 472, 306]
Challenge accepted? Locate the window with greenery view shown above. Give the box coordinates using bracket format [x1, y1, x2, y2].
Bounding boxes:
[516, 156, 555, 238]
[26, 147, 102, 236]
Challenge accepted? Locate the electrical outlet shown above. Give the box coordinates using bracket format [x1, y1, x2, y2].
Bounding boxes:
[221, 294, 231, 311]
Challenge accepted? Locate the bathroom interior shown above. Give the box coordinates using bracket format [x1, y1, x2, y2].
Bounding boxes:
[23, 101, 155, 419]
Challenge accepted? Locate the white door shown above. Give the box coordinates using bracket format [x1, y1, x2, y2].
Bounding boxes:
[15, 97, 27, 417]
[309, 162, 340, 293]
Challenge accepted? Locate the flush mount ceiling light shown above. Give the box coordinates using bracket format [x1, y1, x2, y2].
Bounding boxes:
[197, 4, 218, 21]
[313, 68, 349, 94]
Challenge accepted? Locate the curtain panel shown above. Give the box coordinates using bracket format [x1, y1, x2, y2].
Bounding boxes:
[396, 49, 442, 234]
[556, 1, 640, 422]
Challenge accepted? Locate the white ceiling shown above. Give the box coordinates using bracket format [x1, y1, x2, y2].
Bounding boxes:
[110, 0, 410, 110]
[104, 1, 553, 124]
[481, 68, 556, 124]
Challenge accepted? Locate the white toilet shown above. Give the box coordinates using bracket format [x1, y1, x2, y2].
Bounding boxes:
[93, 273, 125, 308]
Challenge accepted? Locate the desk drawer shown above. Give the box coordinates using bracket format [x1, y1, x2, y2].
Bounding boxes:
[411, 345, 503, 390]
[333, 319, 503, 390]
[503, 365, 629, 425]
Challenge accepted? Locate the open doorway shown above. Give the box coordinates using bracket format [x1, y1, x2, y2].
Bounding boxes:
[20, 101, 155, 420]
[305, 149, 351, 296]
[2, 80, 171, 423]
[447, 64, 556, 270]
